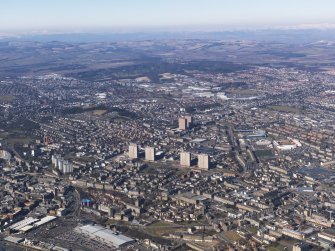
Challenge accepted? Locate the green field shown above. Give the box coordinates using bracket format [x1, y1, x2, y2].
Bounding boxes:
[268, 105, 301, 113]
[145, 221, 185, 237]
[267, 245, 287, 251]
[223, 231, 244, 242]
[0, 127, 35, 146]
[267, 238, 300, 251]
[0, 132, 9, 138]
[245, 225, 258, 235]
[147, 221, 177, 228]
[91, 109, 108, 116]
[106, 219, 130, 226]
[65, 154, 97, 163]
[0, 95, 16, 102]
[6, 136, 33, 145]
[226, 89, 259, 95]
[0, 131, 33, 145]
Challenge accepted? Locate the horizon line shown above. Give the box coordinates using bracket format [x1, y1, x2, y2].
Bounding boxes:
[2, 23, 335, 37]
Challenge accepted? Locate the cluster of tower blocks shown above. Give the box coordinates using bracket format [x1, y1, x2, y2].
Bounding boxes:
[128, 144, 209, 170]
[129, 116, 209, 169]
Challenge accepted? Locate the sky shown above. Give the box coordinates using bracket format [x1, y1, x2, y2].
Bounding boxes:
[1, 0, 335, 34]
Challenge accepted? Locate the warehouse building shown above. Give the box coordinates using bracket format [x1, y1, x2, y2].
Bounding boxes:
[75, 225, 135, 248]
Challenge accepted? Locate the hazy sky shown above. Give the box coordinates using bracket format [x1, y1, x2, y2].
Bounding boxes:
[1, 0, 335, 33]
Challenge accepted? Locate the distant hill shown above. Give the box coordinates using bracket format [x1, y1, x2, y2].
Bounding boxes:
[2, 29, 335, 43]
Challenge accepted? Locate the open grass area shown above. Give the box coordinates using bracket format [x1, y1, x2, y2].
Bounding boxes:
[65, 155, 97, 163]
[0, 132, 9, 139]
[114, 115, 131, 121]
[226, 89, 259, 95]
[176, 220, 209, 227]
[0, 130, 34, 145]
[141, 165, 157, 174]
[106, 219, 131, 226]
[267, 243, 288, 251]
[91, 109, 108, 116]
[145, 221, 184, 237]
[223, 231, 243, 242]
[268, 105, 301, 113]
[175, 168, 190, 176]
[268, 238, 299, 251]
[147, 221, 177, 228]
[0, 95, 16, 102]
[6, 136, 33, 145]
[267, 246, 284, 251]
[246, 225, 258, 235]
[136, 76, 151, 82]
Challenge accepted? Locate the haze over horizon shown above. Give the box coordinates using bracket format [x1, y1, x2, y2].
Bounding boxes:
[1, 0, 335, 34]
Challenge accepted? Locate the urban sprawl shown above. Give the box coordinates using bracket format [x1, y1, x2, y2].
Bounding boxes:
[1, 62, 335, 251]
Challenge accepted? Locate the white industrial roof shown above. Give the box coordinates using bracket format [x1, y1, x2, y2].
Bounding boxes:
[34, 216, 57, 227]
[20, 225, 34, 232]
[10, 217, 39, 231]
[77, 225, 134, 247]
[4, 236, 24, 243]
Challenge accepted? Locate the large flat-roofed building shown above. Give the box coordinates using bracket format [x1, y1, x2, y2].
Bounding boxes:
[282, 228, 305, 240]
[128, 143, 138, 159]
[8, 216, 58, 233]
[180, 152, 191, 167]
[318, 228, 335, 242]
[9, 217, 39, 232]
[34, 216, 57, 227]
[75, 225, 135, 248]
[145, 147, 155, 161]
[3, 236, 24, 244]
[198, 154, 209, 170]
